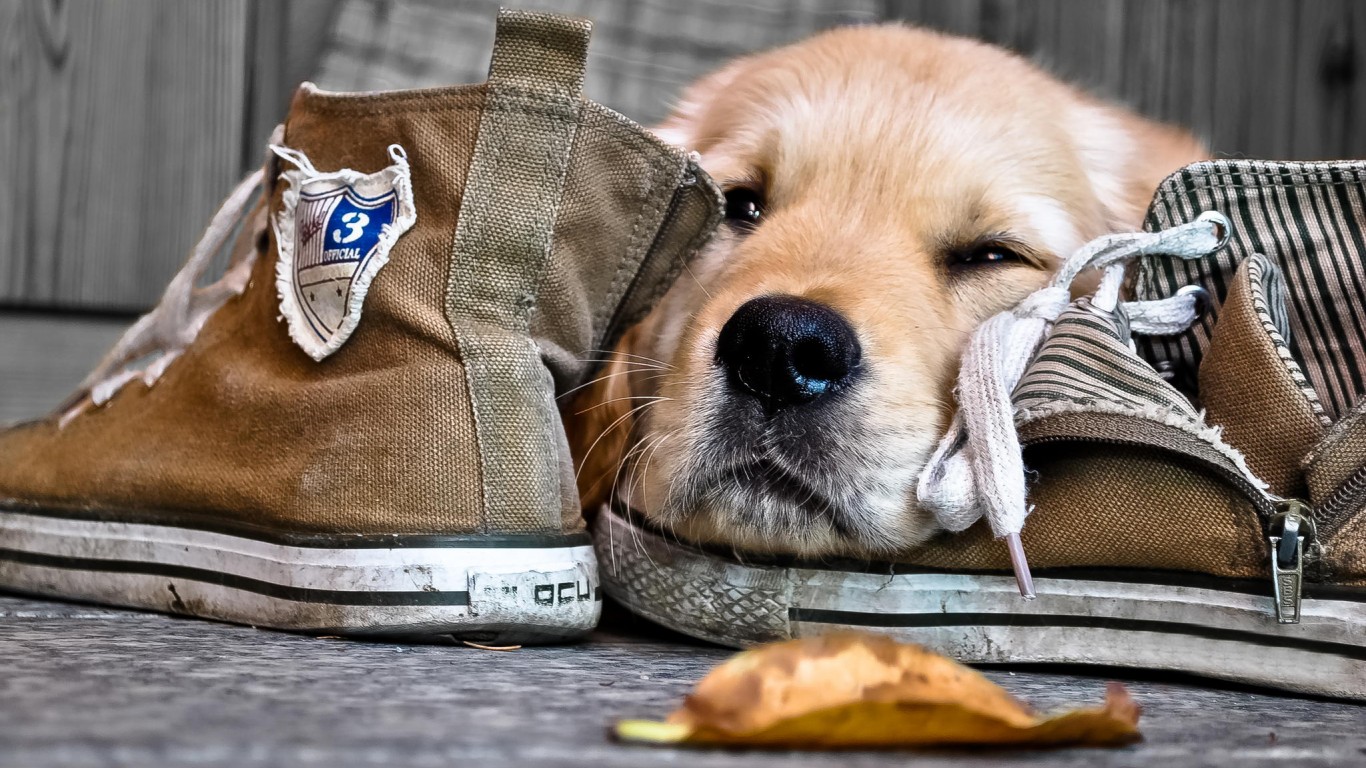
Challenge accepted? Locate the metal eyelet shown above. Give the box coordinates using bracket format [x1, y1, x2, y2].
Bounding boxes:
[1196, 210, 1232, 250]
[1176, 284, 1211, 316]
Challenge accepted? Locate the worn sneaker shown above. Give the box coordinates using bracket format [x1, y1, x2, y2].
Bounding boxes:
[0, 10, 720, 643]
[596, 159, 1366, 697]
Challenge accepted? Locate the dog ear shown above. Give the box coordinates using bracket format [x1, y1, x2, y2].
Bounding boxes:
[562, 326, 643, 512]
[1068, 98, 1208, 231]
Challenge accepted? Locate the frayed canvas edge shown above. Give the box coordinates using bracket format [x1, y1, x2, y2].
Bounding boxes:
[271, 154, 417, 362]
[1015, 400, 1271, 494]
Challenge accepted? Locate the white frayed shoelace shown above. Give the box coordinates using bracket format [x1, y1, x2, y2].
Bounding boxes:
[59, 168, 267, 426]
[915, 211, 1231, 598]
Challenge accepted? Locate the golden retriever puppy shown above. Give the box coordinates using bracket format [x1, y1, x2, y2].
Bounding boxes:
[567, 23, 1205, 558]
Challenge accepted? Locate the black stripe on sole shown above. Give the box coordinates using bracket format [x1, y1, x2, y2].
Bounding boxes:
[0, 547, 471, 607]
[0, 503, 591, 550]
[790, 608, 1366, 661]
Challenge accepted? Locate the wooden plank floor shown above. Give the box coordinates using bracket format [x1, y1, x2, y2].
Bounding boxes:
[2, 595, 1363, 767]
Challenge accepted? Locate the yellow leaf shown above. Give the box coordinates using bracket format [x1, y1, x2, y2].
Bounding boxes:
[614, 632, 1141, 749]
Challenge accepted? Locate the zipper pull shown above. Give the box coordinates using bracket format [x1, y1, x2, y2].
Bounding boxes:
[1268, 500, 1314, 624]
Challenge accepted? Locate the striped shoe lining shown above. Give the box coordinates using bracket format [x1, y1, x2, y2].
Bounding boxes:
[1138, 160, 1366, 421]
[1245, 254, 1331, 427]
[1015, 301, 1202, 423]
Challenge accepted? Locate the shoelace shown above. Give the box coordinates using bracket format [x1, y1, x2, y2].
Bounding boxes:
[59, 168, 267, 426]
[915, 211, 1231, 598]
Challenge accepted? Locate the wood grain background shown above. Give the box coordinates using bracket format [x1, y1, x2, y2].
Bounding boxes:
[3, 0, 1365, 423]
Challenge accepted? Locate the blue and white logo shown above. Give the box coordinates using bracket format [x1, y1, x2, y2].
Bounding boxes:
[294, 186, 397, 338]
[272, 144, 416, 361]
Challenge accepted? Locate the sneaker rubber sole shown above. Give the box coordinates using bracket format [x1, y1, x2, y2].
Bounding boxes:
[595, 504, 1366, 699]
[0, 503, 599, 644]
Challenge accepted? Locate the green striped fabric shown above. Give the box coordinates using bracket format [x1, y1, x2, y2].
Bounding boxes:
[1137, 160, 1366, 421]
[1014, 300, 1203, 424]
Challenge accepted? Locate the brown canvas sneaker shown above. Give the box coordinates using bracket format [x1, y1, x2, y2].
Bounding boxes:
[596, 160, 1366, 698]
[0, 10, 721, 643]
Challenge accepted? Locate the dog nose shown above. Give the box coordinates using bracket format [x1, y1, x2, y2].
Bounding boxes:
[715, 295, 861, 410]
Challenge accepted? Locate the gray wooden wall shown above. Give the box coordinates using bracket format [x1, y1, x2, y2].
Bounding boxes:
[3, 0, 1365, 424]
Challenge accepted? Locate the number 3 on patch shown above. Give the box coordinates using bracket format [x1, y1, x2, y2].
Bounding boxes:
[270, 143, 417, 361]
[333, 212, 370, 245]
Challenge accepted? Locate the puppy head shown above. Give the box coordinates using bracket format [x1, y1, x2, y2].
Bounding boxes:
[569, 24, 1205, 557]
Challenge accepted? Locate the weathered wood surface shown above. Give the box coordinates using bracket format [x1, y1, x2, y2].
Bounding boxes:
[245, 0, 342, 159]
[0, 0, 249, 311]
[0, 0, 336, 313]
[318, 0, 1366, 159]
[0, 313, 129, 426]
[1, 595, 1363, 768]
[885, 0, 1366, 162]
[313, 0, 879, 129]
[3, 0, 1365, 315]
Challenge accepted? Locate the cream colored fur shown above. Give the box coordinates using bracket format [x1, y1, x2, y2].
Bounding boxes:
[567, 24, 1206, 557]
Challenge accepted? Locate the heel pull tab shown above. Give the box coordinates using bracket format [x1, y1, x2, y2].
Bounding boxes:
[488, 9, 591, 100]
[449, 9, 592, 532]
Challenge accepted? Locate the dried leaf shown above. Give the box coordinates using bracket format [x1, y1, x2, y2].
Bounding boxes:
[615, 632, 1141, 749]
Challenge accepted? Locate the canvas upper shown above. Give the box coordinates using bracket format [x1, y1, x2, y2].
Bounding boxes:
[0, 10, 722, 643]
[0, 10, 722, 541]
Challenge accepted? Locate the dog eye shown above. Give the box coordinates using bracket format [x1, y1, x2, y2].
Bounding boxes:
[724, 187, 765, 228]
[951, 244, 1023, 268]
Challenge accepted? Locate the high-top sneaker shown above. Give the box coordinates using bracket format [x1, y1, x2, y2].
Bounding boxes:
[596, 160, 1366, 698]
[0, 9, 721, 644]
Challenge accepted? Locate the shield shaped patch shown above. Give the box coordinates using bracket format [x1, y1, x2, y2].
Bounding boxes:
[271, 144, 416, 361]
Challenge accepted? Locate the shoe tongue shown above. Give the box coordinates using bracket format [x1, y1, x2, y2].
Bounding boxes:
[1011, 297, 1272, 500]
[1013, 298, 1204, 428]
[1197, 254, 1327, 496]
[1134, 159, 1366, 500]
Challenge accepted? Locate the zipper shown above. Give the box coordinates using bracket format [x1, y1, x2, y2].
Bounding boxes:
[1263, 463, 1366, 625]
[1020, 422, 1320, 624]
[1267, 500, 1315, 624]
[1311, 463, 1366, 539]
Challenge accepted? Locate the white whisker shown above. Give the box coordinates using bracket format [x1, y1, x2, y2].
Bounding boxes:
[583, 349, 675, 370]
[573, 399, 663, 486]
[683, 261, 712, 300]
[573, 394, 671, 416]
[557, 369, 672, 402]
